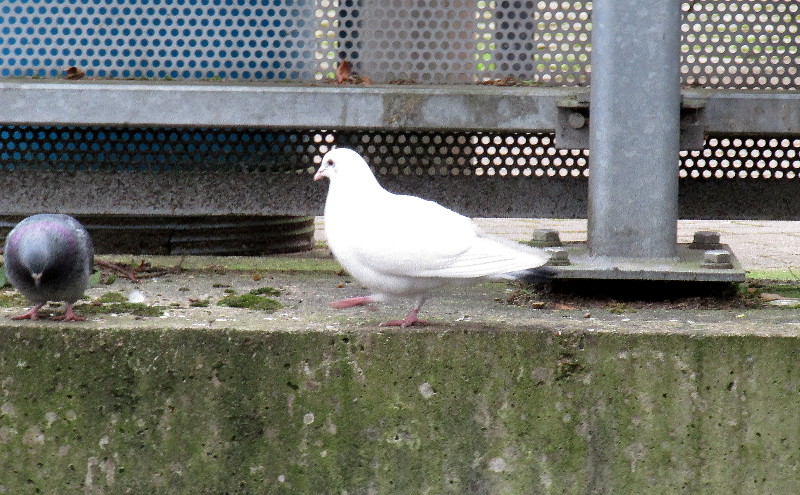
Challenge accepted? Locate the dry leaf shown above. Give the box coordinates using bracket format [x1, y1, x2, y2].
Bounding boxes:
[65, 66, 85, 80]
[335, 60, 352, 84]
[477, 76, 536, 87]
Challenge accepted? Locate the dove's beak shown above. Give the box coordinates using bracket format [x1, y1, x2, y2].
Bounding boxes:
[32, 273, 42, 288]
[313, 169, 325, 181]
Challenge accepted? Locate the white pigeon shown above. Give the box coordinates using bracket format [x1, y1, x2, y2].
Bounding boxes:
[314, 147, 554, 327]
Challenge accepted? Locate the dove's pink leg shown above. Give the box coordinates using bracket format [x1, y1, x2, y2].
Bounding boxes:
[10, 303, 45, 321]
[380, 298, 430, 328]
[52, 304, 86, 322]
[329, 296, 376, 309]
[379, 308, 431, 328]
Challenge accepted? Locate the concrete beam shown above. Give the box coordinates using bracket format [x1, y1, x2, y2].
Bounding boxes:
[690, 89, 800, 136]
[0, 80, 566, 132]
[0, 80, 798, 136]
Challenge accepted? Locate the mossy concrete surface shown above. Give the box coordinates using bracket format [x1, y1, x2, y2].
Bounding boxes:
[2, 327, 799, 494]
[0, 256, 799, 494]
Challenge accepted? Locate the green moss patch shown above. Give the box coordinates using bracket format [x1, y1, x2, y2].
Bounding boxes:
[75, 302, 164, 317]
[94, 291, 128, 304]
[747, 270, 799, 281]
[248, 287, 281, 297]
[217, 287, 283, 312]
[0, 291, 26, 307]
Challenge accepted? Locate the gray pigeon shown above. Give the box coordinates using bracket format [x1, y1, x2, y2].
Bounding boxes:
[4, 214, 94, 321]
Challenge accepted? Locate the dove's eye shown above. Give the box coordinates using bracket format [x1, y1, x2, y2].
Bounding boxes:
[326, 159, 335, 167]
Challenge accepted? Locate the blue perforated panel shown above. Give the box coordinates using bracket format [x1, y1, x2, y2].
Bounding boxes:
[0, 126, 324, 171]
[0, 0, 317, 80]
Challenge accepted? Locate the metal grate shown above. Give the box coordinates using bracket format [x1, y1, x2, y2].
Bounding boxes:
[334, 130, 590, 177]
[0, 0, 797, 88]
[0, 0, 318, 81]
[0, 126, 797, 180]
[680, 137, 800, 180]
[681, 1, 800, 89]
[0, 126, 323, 172]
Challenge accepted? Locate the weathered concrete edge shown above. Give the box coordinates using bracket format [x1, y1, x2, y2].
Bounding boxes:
[1, 324, 799, 494]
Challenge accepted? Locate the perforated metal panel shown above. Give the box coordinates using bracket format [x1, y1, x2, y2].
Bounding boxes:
[0, 126, 324, 172]
[493, 0, 592, 85]
[0, 0, 318, 80]
[1, 1, 797, 88]
[339, 132, 800, 181]
[680, 137, 800, 180]
[2, 126, 796, 182]
[681, 1, 800, 89]
[335, 130, 589, 177]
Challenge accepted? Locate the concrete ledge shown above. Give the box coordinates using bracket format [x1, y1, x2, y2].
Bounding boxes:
[0, 266, 799, 493]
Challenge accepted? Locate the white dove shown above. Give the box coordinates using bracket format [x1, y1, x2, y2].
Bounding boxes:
[314, 147, 553, 327]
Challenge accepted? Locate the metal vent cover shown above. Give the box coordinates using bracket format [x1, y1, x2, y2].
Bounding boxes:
[0, 215, 316, 255]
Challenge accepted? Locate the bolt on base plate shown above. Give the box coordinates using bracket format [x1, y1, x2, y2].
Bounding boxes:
[544, 242, 745, 282]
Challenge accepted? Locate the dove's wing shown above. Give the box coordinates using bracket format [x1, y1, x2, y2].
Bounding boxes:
[347, 193, 547, 279]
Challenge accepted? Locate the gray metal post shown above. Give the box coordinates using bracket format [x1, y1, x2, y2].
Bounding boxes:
[588, 0, 681, 258]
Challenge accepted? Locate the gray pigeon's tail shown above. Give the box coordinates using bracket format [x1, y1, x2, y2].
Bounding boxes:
[504, 266, 558, 284]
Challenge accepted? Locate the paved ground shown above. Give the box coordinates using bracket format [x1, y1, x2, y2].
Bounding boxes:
[314, 217, 800, 271]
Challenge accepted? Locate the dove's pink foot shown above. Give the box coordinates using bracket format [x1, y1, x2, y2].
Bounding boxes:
[379, 309, 431, 328]
[10, 303, 45, 321]
[51, 304, 85, 322]
[330, 296, 376, 309]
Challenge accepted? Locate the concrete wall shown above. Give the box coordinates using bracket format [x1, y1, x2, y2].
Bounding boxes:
[0, 326, 798, 494]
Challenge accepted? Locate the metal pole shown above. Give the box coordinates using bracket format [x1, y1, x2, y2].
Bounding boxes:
[588, 0, 681, 258]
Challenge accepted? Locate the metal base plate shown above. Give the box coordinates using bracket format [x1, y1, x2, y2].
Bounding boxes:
[549, 243, 745, 282]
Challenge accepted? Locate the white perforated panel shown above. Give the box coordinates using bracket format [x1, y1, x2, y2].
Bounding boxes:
[680, 137, 800, 180]
[681, 1, 800, 89]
